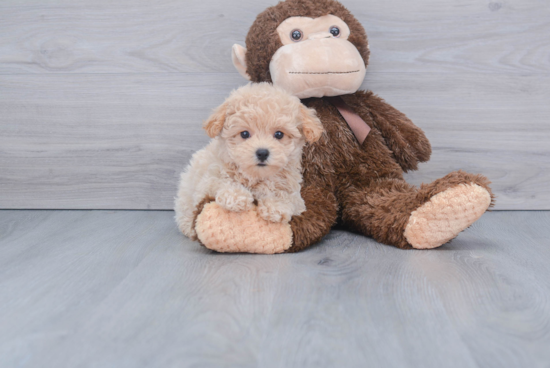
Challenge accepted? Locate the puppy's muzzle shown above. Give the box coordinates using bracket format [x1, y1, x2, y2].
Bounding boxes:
[256, 149, 270, 164]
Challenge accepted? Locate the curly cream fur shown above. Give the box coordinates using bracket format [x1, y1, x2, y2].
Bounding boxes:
[174, 83, 323, 239]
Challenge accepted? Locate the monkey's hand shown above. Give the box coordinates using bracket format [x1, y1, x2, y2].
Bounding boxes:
[358, 90, 432, 172]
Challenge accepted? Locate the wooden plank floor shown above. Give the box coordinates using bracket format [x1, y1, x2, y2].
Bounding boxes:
[1, 210, 549, 367]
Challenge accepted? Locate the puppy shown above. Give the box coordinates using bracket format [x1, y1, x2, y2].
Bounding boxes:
[174, 82, 324, 240]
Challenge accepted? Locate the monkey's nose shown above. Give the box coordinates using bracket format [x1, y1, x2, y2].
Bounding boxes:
[256, 149, 270, 162]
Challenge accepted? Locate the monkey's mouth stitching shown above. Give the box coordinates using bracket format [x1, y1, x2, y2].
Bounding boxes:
[288, 70, 360, 75]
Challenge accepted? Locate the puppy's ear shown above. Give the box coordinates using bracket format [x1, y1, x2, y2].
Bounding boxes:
[203, 102, 228, 138]
[299, 104, 324, 143]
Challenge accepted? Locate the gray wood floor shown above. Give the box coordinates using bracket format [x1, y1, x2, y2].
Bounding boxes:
[1, 210, 549, 368]
[1, 0, 549, 210]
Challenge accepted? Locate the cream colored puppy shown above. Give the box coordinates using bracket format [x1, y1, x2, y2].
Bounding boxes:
[174, 83, 324, 240]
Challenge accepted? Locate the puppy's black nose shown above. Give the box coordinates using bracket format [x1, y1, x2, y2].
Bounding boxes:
[256, 149, 270, 162]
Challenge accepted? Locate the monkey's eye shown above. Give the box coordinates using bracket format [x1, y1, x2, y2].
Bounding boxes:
[291, 29, 303, 41]
[274, 131, 284, 140]
[329, 26, 340, 37]
[240, 131, 251, 139]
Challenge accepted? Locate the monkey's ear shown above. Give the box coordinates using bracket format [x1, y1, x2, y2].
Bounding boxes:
[300, 105, 324, 143]
[203, 103, 228, 138]
[232, 44, 251, 81]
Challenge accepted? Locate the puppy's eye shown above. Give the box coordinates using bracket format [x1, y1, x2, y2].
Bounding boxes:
[291, 29, 303, 41]
[274, 131, 284, 140]
[240, 131, 250, 139]
[329, 26, 340, 37]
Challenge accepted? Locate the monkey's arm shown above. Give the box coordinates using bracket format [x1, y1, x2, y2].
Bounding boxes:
[355, 91, 432, 172]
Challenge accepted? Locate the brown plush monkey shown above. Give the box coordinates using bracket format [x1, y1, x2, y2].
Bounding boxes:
[192, 0, 494, 253]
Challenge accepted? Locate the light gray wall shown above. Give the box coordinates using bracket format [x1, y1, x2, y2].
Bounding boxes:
[0, 0, 548, 210]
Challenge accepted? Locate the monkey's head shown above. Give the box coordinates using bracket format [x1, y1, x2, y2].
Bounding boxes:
[232, 0, 369, 99]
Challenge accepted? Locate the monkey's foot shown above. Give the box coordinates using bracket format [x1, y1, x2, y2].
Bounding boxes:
[404, 184, 492, 249]
[195, 203, 293, 254]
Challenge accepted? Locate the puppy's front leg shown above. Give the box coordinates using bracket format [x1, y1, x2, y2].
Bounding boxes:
[257, 193, 295, 223]
[215, 182, 255, 213]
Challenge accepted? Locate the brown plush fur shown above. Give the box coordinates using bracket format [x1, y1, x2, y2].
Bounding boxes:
[287, 92, 494, 250]
[197, 0, 494, 252]
[287, 93, 423, 250]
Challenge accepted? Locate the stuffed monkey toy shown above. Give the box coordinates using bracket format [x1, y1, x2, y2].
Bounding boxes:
[191, 0, 494, 253]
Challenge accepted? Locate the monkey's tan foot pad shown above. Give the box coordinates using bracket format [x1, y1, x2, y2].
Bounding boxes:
[195, 202, 293, 254]
[404, 184, 492, 249]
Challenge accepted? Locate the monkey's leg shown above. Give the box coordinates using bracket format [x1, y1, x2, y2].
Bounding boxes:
[286, 186, 339, 253]
[341, 171, 494, 249]
[194, 201, 293, 254]
[193, 185, 338, 254]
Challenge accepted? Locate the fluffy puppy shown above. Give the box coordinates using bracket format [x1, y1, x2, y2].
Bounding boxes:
[174, 82, 324, 240]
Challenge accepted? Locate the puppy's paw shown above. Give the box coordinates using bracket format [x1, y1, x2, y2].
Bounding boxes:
[257, 198, 293, 223]
[216, 187, 254, 213]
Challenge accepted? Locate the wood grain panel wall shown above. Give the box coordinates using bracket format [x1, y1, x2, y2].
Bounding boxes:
[0, 0, 549, 209]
